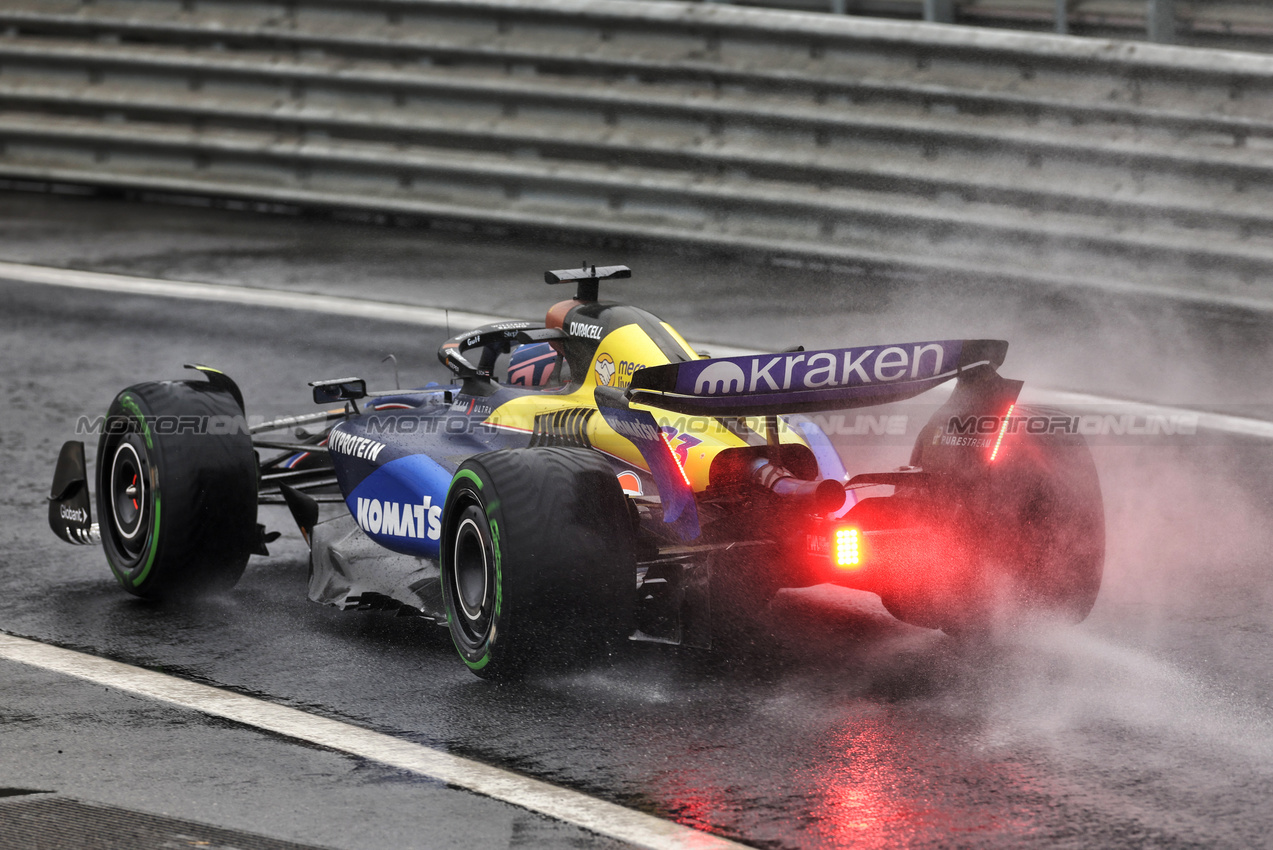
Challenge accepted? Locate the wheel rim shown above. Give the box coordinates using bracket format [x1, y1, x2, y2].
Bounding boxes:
[451, 510, 495, 643]
[109, 439, 147, 554]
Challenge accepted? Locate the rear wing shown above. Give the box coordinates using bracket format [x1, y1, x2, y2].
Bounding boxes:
[593, 339, 1018, 543]
[625, 339, 1009, 416]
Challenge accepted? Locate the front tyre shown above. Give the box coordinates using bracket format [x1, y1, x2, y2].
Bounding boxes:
[440, 447, 636, 680]
[97, 381, 257, 600]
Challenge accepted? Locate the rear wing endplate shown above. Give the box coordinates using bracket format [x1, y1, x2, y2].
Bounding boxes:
[594, 388, 700, 541]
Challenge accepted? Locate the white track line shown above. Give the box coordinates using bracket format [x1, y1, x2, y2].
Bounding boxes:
[0, 633, 748, 850]
[1020, 388, 1273, 442]
[0, 260, 505, 331]
[2, 259, 1270, 439]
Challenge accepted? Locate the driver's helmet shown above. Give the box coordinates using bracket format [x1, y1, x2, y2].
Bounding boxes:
[506, 342, 559, 387]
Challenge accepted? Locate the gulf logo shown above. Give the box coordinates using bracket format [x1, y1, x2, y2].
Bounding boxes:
[616, 470, 643, 496]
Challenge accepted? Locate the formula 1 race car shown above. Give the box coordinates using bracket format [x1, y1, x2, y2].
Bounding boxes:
[48, 265, 1104, 678]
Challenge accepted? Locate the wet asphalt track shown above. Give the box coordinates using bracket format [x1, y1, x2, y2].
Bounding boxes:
[2, 192, 1273, 848]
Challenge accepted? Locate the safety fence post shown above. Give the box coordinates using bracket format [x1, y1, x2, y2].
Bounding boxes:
[1055, 0, 1068, 34]
[1148, 0, 1175, 43]
[923, 0, 954, 24]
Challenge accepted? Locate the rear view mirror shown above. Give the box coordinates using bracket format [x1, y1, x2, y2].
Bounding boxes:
[310, 377, 367, 405]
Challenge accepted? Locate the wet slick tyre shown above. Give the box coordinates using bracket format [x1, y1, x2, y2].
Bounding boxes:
[97, 381, 257, 600]
[886, 405, 1104, 634]
[440, 447, 636, 680]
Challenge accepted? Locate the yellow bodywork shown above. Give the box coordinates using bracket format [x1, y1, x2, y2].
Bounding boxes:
[483, 321, 806, 491]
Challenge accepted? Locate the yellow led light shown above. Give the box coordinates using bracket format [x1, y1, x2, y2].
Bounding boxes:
[834, 527, 861, 569]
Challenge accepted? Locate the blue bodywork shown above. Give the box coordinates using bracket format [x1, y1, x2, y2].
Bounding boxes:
[326, 389, 526, 558]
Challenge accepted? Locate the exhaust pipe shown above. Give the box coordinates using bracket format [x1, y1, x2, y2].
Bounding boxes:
[749, 459, 845, 513]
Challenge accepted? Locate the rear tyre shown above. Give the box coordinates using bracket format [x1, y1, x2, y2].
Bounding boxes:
[440, 447, 636, 680]
[97, 381, 257, 600]
[885, 406, 1104, 634]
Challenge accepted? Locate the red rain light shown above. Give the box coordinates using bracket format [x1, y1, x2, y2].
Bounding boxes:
[989, 403, 1015, 462]
[834, 527, 861, 569]
[661, 430, 693, 488]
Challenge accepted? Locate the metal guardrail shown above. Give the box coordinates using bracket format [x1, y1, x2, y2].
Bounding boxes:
[696, 0, 1273, 51]
[0, 0, 1272, 298]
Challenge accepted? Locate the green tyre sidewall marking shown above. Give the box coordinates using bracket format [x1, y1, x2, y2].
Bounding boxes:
[110, 393, 162, 590]
[449, 466, 500, 672]
[451, 468, 483, 491]
[465, 644, 491, 671]
[134, 496, 162, 587]
[459, 515, 504, 672]
[488, 518, 502, 619]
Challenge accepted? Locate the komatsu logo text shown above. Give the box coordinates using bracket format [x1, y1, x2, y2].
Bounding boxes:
[356, 496, 442, 540]
[611, 419, 660, 442]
